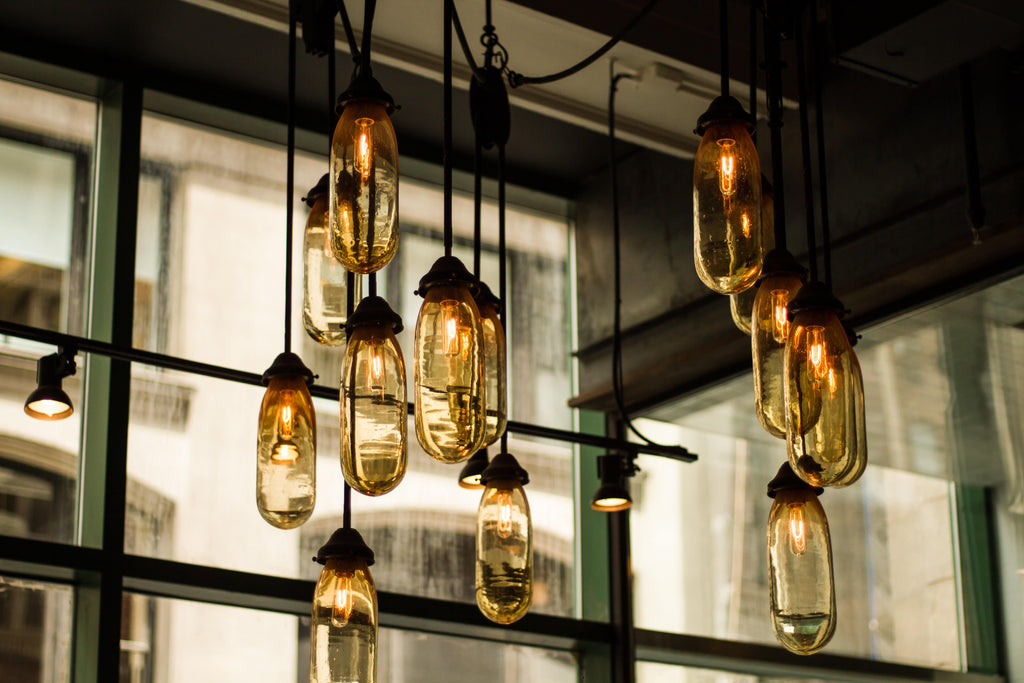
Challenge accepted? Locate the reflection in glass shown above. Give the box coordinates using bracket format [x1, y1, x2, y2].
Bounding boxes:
[303, 174, 353, 346]
[476, 282, 507, 447]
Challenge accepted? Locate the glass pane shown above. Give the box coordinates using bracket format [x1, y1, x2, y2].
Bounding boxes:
[0, 346, 84, 544]
[0, 77, 94, 336]
[0, 575, 72, 683]
[123, 593, 576, 683]
[125, 367, 576, 617]
[637, 661, 843, 683]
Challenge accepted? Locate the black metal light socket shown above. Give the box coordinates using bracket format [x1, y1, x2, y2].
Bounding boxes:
[346, 295, 403, 335]
[337, 69, 397, 115]
[473, 280, 502, 315]
[314, 526, 375, 566]
[261, 351, 316, 386]
[767, 462, 823, 498]
[695, 95, 756, 136]
[470, 65, 511, 150]
[415, 256, 479, 298]
[479, 451, 529, 487]
[24, 347, 77, 421]
[458, 449, 490, 489]
[303, 173, 329, 207]
[759, 247, 807, 281]
[590, 453, 634, 512]
[787, 280, 846, 321]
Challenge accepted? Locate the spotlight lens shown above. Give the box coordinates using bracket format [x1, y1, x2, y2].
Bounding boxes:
[25, 397, 73, 420]
[462, 474, 481, 486]
[595, 497, 629, 507]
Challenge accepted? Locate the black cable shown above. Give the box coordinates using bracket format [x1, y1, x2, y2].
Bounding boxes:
[369, 272, 377, 297]
[764, 13, 787, 252]
[608, 67, 669, 448]
[795, 23, 818, 283]
[360, 0, 377, 75]
[507, 0, 661, 87]
[451, 1, 480, 72]
[336, 0, 360, 63]
[473, 140, 482, 277]
[720, 0, 730, 96]
[343, 484, 352, 529]
[749, 0, 757, 138]
[284, 6, 297, 354]
[498, 141, 508, 457]
[443, 0, 453, 256]
[811, 17, 833, 289]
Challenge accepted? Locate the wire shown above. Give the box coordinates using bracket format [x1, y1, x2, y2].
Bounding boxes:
[795, 22, 818, 283]
[748, 0, 757, 135]
[284, 5, 297, 354]
[764, 11, 787, 252]
[719, 0, 730, 96]
[498, 142, 508, 455]
[451, 1, 480, 72]
[473, 140, 482, 277]
[443, 0, 453, 256]
[608, 65, 671, 449]
[507, 0, 662, 87]
[360, 0, 377, 74]
[811, 16, 833, 289]
[336, 0, 360, 64]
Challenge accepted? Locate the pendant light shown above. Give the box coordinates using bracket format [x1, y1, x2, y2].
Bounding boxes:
[257, 5, 316, 529]
[310, 527, 378, 683]
[590, 452, 635, 512]
[832, 321, 867, 487]
[475, 280, 507, 448]
[458, 448, 490, 489]
[767, 462, 836, 655]
[413, 0, 486, 464]
[329, 0, 399, 274]
[303, 174, 356, 345]
[693, 0, 763, 295]
[24, 346, 77, 421]
[340, 295, 407, 495]
[476, 450, 532, 625]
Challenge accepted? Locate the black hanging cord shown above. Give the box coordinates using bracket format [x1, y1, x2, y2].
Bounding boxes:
[284, 5, 298, 353]
[473, 141, 483, 277]
[443, 0, 454, 256]
[498, 142, 509, 456]
[719, 0, 730, 96]
[329, 26, 337, 132]
[811, 17, 833, 289]
[507, 0, 661, 87]
[369, 272, 377, 297]
[748, 0, 757, 136]
[764, 12, 787, 252]
[959, 63, 985, 245]
[795, 23, 818, 283]
[360, 0, 377, 74]
[451, 1, 480, 72]
[336, 0, 361, 63]
[343, 484, 352, 528]
[608, 66, 668, 448]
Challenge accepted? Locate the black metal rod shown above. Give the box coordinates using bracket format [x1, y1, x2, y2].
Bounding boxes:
[764, 16, 787, 252]
[811, 18, 833, 289]
[343, 483, 352, 528]
[720, 0, 730, 96]
[451, 1, 480, 72]
[360, 0, 376, 75]
[368, 272, 377, 297]
[336, 0, 360, 63]
[473, 139, 482, 277]
[443, 0, 453, 256]
[960, 63, 985, 244]
[0, 319, 696, 462]
[284, 7, 297, 353]
[795, 23, 818, 282]
[748, 0, 757, 136]
[497, 141, 508, 456]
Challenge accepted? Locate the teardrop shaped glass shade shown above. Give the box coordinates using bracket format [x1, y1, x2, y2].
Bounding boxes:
[693, 120, 763, 294]
[832, 349, 867, 488]
[752, 272, 805, 438]
[479, 300, 507, 448]
[784, 308, 858, 487]
[310, 557, 378, 683]
[329, 100, 399, 274]
[303, 193, 357, 345]
[476, 480, 532, 624]
[768, 489, 836, 655]
[730, 184, 775, 334]
[414, 284, 486, 463]
[341, 325, 407, 496]
[256, 374, 316, 529]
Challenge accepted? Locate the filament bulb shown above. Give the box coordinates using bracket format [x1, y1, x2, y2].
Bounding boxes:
[807, 326, 827, 381]
[441, 300, 461, 357]
[367, 341, 387, 401]
[788, 502, 807, 555]
[272, 394, 298, 463]
[496, 489, 514, 539]
[355, 117, 374, 181]
[332, 572, 354, 627]
[718, 138, 737, 196]
[772, 289, 790, 343]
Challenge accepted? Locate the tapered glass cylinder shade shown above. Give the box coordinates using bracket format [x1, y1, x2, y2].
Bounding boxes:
[477, 291, 507, 448]
[768, 480, 836, 655]
[311, 556, 377, 683]
[476, 465, 532, 625]
[833, 341, 867, 488]
[414, 260, 486, 463]
[784, 300, 859, 488]
[693, 116, 762, 294]
[753, 271, 806, 438]
[730, 182, 775, 334]
[303, 178, 356, 345]
[329, 100, 399, 273]
[341, 304, 407, 496]
[257, 370, 316, 529]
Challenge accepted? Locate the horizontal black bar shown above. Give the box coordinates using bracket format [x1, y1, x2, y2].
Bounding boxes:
[0, 534, 105, 583]
[0, 319, 697, 462]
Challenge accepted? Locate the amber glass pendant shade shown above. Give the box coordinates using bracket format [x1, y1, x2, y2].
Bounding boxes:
[833, 324, 868, 487]
[257, 353, 316, 529]
[476, 452, 532, 625]
[340, 296, 407, 496]
[303, 175, 357, 346]
[783, 284, 860, 487]
[413, 256, 486, 464]
[329, 98, 399, 274]
[767, 463, 836, 655]
[476, 282, 507, 448]
[730, 179, 775, 334]
[311, 528, 377, 683]
[693, 97, 762, 294]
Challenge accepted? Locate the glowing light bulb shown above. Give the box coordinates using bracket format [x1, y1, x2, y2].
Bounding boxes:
[441, 299, 461, 357]
[788, 502, 807, 555]
[332, 572, 354, 627]
[495, 489, 514, 539]
[772, 289, 790, 343]
[752, 262, 806, 439]
[718, 138, 737, 197]
[257, 355, 316, 529]
[807, 326, 828, 381]
[355, 117, 374, 181]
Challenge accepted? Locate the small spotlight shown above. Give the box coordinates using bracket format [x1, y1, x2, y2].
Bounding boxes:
[590, 453, 636, 512]
[458, 449, 489, 489]
[24, 346, 77, 421]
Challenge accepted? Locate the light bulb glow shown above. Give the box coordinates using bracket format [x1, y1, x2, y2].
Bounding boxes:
[496, 489, 514, 539]
[807, 326, 828, 381]
[788, 502, 807, 555]
[332, 573, 354, 627]
[27, 398, 71, 417]
[368, 343, 386, 399]
[718, 138, 737, 196]
[441, 300, 461, 357]
[772, 289, 790, 343]
[355, 118, 374, 181]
